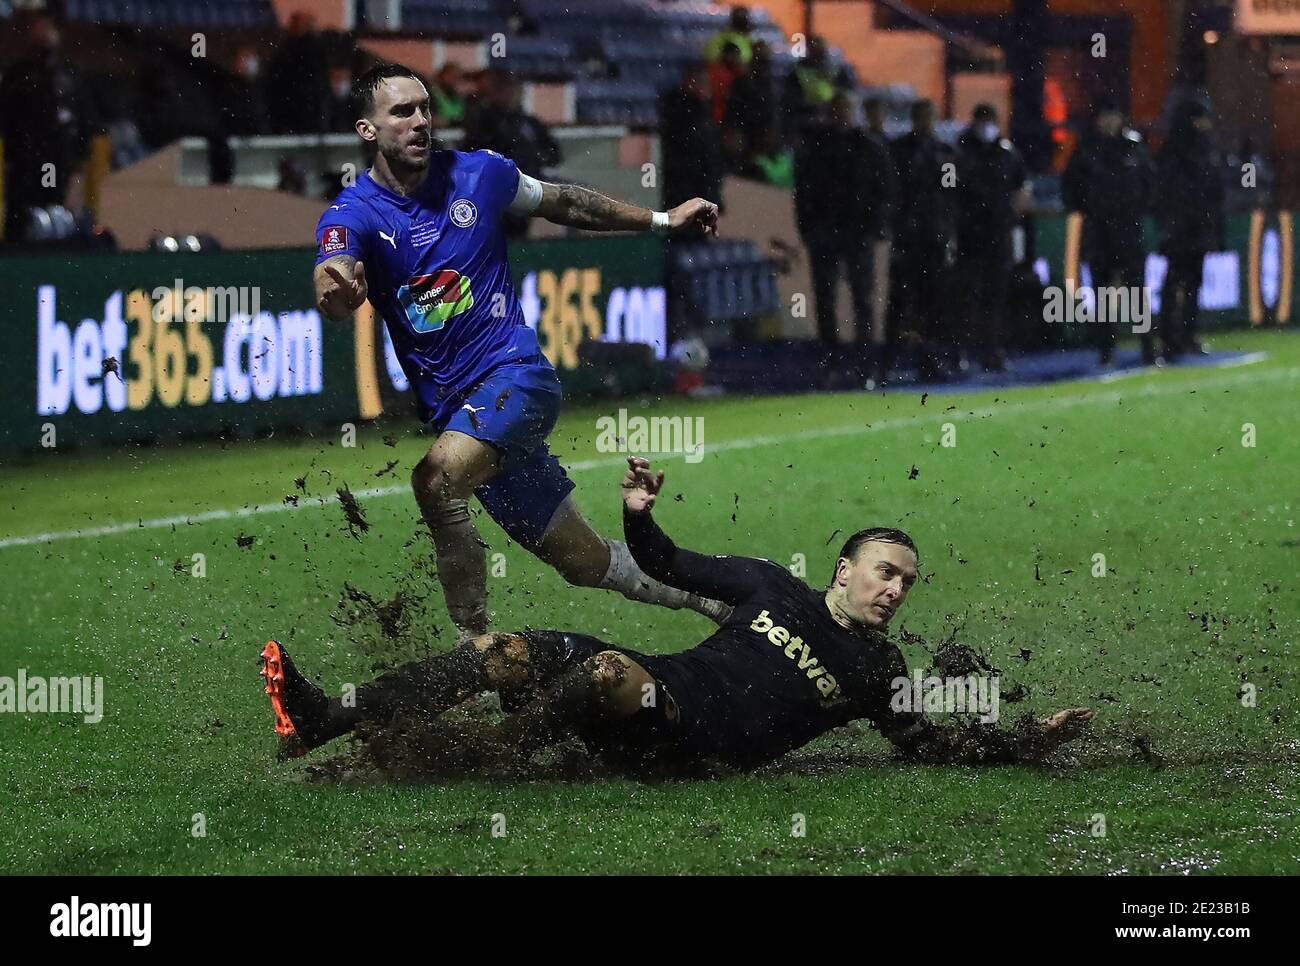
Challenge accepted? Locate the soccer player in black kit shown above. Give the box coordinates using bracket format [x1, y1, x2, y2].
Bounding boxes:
[261, 458, 1094, 772]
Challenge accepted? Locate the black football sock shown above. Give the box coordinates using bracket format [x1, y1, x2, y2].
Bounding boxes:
[351, 642, 492, 728]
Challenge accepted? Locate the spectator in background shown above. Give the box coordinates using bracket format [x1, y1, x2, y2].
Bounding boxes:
[795, 91, 896, 383]
[459, 69, 491, 130]
[0, 13, 92, 242]
[658, 62, 724, 213]
[462, 72, 561, 238]
[218, 45, 271, 137]
[1062, 98, 1155, 365]
[710, 42, 747, 128]
[861, 93, 897, 371]
[889, 98, 958, 381]
[264, 11, 328, 134]
[705, 6, 755, 64]
[463, 71, 499, 140]
[324, 66, 357, 133]
[725, 39, 781, 169]
[783, 36, 850, 140]
[1153, 100, 1225, 357]
[430, 64, 470, 127]
[955, 103, 1031, 371]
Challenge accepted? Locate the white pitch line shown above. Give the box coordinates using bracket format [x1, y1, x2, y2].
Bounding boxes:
[1, 359, 1292, 551]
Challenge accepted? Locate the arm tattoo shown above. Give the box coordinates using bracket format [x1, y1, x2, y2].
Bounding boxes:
[320, 254, 357, 274]
[539, 182, 651, 231]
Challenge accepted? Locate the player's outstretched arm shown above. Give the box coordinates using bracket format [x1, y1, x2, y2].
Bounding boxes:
[885, 707, 1095, 765]
[621, 457, 782, 605]
[530, 179, 718, 236]
[314, 255, 368, 320]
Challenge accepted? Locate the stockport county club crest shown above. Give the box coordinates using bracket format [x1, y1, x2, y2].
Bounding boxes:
[449, 198, 478, 228]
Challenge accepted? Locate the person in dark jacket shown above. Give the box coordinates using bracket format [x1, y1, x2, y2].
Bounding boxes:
[783, 36, 852, 145]
[462, 72, 562, 239]
[888, 98, 958, 381]
[0, 14, 92, 242]
[1153, 100, 1225, 357]
[658, 62, 724, 212]
[955, 103, 1031, 371]
[264, 11, 329, 135]
[217, 46, 271, 137]
[795, 92, 897, 378]
[724, 39, 781, 168]
[1062, 99, 1156, 365]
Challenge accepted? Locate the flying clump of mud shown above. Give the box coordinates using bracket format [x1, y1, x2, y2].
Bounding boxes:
[338, 584, 412, 641]
[331, 571, 445, 673]
[337, 486, 370, 538]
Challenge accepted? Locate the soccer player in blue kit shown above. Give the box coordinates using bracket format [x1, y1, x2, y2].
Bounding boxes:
[313, 64, 728, 641]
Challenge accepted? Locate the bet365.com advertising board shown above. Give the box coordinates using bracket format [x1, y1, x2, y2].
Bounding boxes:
[0, 236, 667, 454]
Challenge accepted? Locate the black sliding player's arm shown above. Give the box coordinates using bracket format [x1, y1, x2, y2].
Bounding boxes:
[623, 506, 783, 606]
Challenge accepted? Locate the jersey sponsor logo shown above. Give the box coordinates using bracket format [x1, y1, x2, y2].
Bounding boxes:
[320, 225, 348, 255]
[750, 610, 839, 699]
[397, 269, 474, 333]
[378, 228, 398, 250]
[449, 198, 478, 228]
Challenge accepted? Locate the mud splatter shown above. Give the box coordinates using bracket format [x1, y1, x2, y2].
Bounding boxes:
[337, 486, 369, 537]
[931, 639, 1000, 679]
[338, 583, 410, 640]
[1132, 733, 1166, 769]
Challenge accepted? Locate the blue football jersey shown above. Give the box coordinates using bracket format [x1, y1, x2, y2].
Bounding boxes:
[314, 149, 546, 426]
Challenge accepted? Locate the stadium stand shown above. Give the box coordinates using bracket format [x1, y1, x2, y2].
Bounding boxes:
[62, 0, 275, 27]
[671, 239, 781, 331]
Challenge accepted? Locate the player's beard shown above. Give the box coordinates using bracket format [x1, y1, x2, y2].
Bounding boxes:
[382, 137, 431, 176]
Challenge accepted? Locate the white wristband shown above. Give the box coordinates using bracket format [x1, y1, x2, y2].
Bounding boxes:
[650, 211, 671, 233]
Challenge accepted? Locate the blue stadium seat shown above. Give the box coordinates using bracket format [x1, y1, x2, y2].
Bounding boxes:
[58, 0, 273, 26]
[670, 240, 778, 325]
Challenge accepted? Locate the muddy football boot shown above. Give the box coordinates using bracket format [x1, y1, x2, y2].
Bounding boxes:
[260, 641, 333, 759]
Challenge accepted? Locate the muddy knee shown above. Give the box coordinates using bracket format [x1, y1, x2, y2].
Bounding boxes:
[412, 454, 475, 505]
[472, 633, 532, 691]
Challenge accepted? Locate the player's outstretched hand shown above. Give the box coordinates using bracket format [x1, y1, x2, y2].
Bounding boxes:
[668, 198, 719, 237]
[321, 260, 368, 316]
[621, 456, 664, 513]
[1036, 707, 1094, 750]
